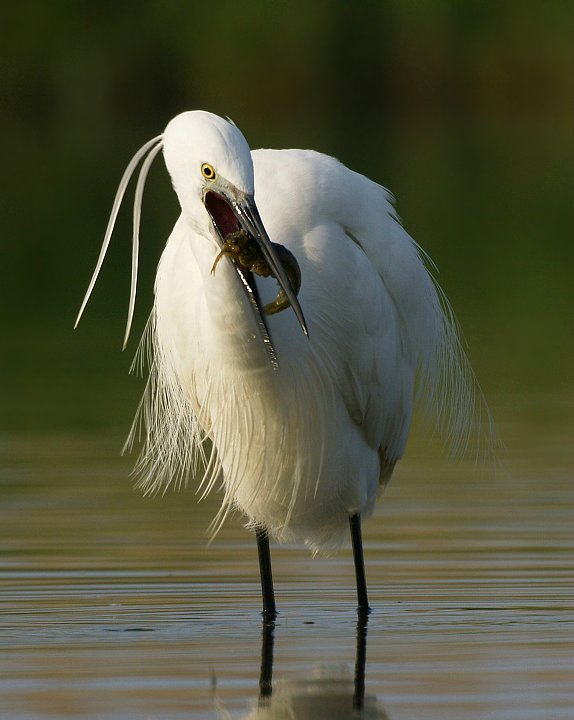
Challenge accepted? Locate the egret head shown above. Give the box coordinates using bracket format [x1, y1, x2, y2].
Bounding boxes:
[162, 111, 308, 351]
[76, 110, 307, 363]
[163, 111, 254, 225]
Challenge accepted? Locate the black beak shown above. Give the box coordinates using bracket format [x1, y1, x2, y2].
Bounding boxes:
[204, 189, 308, 370]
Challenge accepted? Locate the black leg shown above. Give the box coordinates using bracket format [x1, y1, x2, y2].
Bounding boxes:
[258, 616, 275, 703]
[349, 514, 370, 614]
[256, 526, 277, 620]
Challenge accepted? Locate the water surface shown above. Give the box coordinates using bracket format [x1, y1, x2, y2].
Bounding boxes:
[1, 397, 572, 719]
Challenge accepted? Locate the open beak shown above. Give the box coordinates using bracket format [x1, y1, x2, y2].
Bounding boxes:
[204, 186, 308, 369]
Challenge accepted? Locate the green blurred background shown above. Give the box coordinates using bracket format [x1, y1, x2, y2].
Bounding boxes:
[1, 0, 572, 440]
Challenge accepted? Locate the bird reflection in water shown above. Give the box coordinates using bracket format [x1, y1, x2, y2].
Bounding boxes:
[218, 615, 389, 719]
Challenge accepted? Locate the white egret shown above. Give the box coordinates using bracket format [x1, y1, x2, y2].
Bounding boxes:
[76, 110, 484, 618]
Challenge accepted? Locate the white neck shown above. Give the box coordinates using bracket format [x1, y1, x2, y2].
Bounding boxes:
[164, 214, 272, 376]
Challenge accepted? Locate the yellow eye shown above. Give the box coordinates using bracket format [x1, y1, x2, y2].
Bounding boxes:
[201, 163, 216, 180]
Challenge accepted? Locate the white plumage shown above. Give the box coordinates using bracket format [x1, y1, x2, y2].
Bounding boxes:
[77, 111, 485, 596]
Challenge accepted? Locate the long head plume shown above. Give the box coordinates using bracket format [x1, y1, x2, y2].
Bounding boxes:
[74, 134, 164, 348]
